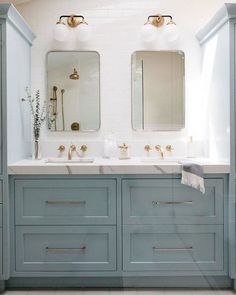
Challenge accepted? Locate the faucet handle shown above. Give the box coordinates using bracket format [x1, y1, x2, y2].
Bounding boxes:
[119, 143, 129, 150]
[80, 144, 88, 153]
[144, 145, 152, 152]
[58, 145, 65, 153]
[166, 144, 174, 152]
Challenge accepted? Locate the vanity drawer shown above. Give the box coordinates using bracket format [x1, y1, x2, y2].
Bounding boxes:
[15, 226, 116, 272]
[14, 179, 116, 225]
[122, 178, 223, 224]
[123, 225, 224, 272]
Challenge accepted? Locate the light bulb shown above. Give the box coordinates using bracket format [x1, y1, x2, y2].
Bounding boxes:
[77, 22, 91, 42]
[141, 23, 156, 42]
[53, 22, 69, 42]
[164, 21, 179, 42]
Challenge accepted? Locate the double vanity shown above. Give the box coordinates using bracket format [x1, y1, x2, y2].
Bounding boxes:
[7, 162, 229, 288]
[0, 1, 236, 291]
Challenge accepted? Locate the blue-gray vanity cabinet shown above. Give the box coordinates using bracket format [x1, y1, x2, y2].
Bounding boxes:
[14, 179, 117, 225]
[9, 174, 228, 287]
[15, 226, 117, 272]
[123, 224, 224, 273]
[122, 178, 223, 225]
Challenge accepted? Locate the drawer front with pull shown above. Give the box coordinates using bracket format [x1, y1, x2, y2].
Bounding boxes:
[123, 225, 224, 272]
[14, 179, 116, 225]
[122, 178, 223, 224]
[15, 226, 116, 272]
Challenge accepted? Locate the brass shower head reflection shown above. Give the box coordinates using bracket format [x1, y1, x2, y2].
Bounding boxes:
[69, 68, 79, 80]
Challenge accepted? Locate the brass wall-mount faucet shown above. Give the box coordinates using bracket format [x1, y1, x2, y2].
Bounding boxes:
[155, 145, 164, 160]
[68, 144, 77, 160]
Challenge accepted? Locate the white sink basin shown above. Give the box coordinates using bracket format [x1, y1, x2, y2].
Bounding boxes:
[45, 157, 94, 164]
[140, 157, 182, 163]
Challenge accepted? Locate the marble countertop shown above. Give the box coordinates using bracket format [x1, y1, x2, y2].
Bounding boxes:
[8, 157, 230, 175]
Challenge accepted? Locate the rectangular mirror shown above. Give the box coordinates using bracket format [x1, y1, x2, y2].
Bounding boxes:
[47, 51, 100, 132]
[132, 51, 185, 131]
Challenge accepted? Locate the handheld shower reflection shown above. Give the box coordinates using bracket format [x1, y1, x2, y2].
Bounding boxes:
[61, 89, 65, 131]
[69, 68, 79, 80]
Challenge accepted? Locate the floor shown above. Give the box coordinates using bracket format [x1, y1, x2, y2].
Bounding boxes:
[2, 290, 236, 295]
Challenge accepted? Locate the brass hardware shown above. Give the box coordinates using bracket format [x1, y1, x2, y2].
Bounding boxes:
[69, 68, 79, 80]
[50, 86, 58, 131]
[146, 13, 175, 28]
[150, 14, 164, 27]
[68, 144, 77, 160]
[152, 201, 193, 206]
[58, 145, 65, 153]
[61, 89, 65, 131]
[119, 143, 129, 150]
[155, 145, 164, 160]
[57, 15, 87, 29]
[152, 246, 193, 251]
[144, 145, 152, 152]
[46, 246, 86, 252]
[71, 122, 80, 131]
[80, 144, 88, 153]
[46, 200, 86, 205]
[67, 15, 82, 28]
[166, 144, 174, 152]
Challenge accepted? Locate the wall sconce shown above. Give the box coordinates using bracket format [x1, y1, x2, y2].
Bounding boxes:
[54, 15, 91, 42]
[141, 14, 179, 42]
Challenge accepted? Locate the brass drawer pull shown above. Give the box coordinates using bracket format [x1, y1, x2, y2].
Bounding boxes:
[45, 200, 86, 205]
[46, 246, 86, 252]
[152, 246, 193, 251]
[152, 201, 193, 206]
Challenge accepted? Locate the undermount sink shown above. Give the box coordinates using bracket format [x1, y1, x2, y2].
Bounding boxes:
[45, 157, 95, 164]
[140, 157, 182, 163]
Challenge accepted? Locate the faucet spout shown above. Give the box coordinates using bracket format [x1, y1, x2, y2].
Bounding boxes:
[155, 145, 164, 160]
[68, 144, 76, 160]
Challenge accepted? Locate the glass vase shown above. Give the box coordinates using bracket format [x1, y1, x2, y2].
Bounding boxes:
[32, 139, 41, 160]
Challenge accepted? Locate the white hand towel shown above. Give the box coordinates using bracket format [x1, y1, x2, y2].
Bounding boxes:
[181, 162, 205, 194]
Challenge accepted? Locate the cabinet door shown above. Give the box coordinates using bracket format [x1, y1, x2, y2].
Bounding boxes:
[123, 178, 223, 225]
[15, 179, 117, 225]
[15, 226, 116, 272]
[123, 225, 224, 274]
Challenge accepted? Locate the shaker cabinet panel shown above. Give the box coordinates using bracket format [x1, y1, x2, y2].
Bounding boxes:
[14, 179, 117, 225]
[123, 225, 224, 273]
[122, 178, 223, 224]
[15, 226, 117, 272]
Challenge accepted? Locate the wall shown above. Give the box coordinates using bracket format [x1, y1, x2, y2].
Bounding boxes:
[10, 0, 235, 158]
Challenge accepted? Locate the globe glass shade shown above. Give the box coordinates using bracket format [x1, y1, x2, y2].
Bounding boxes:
[53, 22, 69, 42]
[141, 23, 156, 42]
[164, 22, 179, 42]
[77, 23, 91, 42]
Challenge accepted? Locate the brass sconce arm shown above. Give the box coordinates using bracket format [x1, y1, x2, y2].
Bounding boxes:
[58, 15, 87, 27]
[147, 14, 173, 22]
[146, 14, 175, 27]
